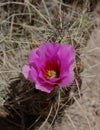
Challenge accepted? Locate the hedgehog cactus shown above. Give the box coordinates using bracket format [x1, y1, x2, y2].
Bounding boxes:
[4, 42, 83, 129]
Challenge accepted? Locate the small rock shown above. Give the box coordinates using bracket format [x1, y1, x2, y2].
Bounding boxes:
[95, 109, 100, 116]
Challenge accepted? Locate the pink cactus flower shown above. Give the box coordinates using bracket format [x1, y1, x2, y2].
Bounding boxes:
[22, 42, 76, 93]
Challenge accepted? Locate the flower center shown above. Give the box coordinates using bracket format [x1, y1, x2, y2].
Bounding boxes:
[47, 70, 56, 79]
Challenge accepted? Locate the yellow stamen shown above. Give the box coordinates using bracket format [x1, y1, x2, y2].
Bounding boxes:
[47, 70, 56, 79]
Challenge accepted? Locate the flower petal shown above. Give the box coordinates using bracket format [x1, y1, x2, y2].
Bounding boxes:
[36, 83, 54, 93]
[58, 71, 74, 87]
[22, 65, 31, 79]
[28, 48, 39, 64]
[57, 44, 75, 73]
[30, 66, 38, 82]
[39, 42, 60, 57]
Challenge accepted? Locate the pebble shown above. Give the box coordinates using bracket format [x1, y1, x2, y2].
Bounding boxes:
[95, 109, 100, 116]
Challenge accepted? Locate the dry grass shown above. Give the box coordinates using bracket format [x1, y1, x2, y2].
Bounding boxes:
[0, 0, 100, 130]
